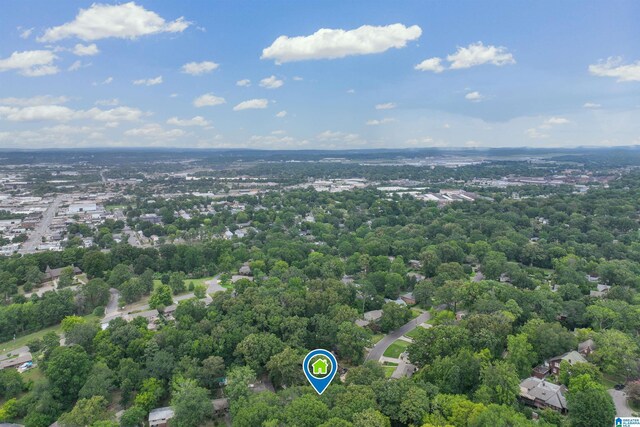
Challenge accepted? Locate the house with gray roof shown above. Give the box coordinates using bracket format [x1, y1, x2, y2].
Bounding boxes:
[519, 377, 568, 413]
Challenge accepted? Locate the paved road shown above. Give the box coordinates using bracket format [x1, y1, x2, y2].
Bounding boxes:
[366, 312, 431, 362]
[105, 288, 120, 316]
[20, 195, 65, 253]
[101, 275, 223, 324]
[609, 389, 633, 417]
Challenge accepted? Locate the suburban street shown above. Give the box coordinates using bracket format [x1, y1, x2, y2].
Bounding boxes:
[20, 194, 65, 253]
[366, 311, 431, 362]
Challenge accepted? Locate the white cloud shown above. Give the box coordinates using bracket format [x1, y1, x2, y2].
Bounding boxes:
[261, 23, 422, 63]
[93, 76, 113, 86]
[525, 128, 549, 139]
[39, 2, 190, 42]
[366, 118, 396, 125]
[544, 117, 570, 125]
[181, 61, 219, 75]
[316, 130, 360, 142]
[346, 89, 355, 94]
[233, 99, 268, 111]
[276, 110, 287, 118]
[375, 102, 396, 110]
[193, 93, 226, 107]
[124, 123, 185, 139]
[68, 60, 81, 71]
[583, 102, 601, 109]
[0, 50, 59, 77]
[167, 116, 210, 127]
[73, 43, 99, 56]
[133, 76, 163, 86]
[465, 91, 483, 102]
[236, 79, 251, 87]
[589, 57, 640, 82]
[0, 104, 145, 122]
[19, 28, 34, 39]
[95, 98, 119, 106]
[415, 57, 444, 73]
[0, 95, 68, 106]
[293, 76, 303, 81]
[259, 75, 284, 89]
[447, 42, 515, 69]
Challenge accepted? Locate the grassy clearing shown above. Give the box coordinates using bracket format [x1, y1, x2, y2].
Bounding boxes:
[410, 308, 422, 319]
[383, 339, 410, 359]
[0, 313, 99, 354]
[404, 327, 426, 340]
[383, 366, 396, 378]
[371, 334, 385, 345]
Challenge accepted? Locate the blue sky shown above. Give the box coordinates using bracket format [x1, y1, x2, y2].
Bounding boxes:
[0, 0, 639, 149]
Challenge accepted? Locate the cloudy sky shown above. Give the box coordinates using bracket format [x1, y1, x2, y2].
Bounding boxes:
[0, 1, 639, 149]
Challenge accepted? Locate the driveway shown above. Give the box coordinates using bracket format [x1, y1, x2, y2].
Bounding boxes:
[366, 311, 431, 362]
[609, 389, 634, 417]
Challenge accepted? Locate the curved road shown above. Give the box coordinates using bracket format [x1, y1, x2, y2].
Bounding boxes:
[366, 312, 431, 362]
[609, 389, 633, 417]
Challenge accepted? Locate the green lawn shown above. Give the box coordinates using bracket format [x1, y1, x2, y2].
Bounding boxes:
[601, 374, 625, 389]
[383, 339, 410, 359]
[404, 327, 427, 340]
[0, 314, 99, 354]
[383, 366, 396, 378]
[371, 334, 385, 345]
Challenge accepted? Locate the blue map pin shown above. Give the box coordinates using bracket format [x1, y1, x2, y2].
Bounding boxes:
[303, 349, 338, 395]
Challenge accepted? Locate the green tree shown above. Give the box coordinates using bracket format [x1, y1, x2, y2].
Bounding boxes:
[171, 378, 211, 427]
[119, 406, 146, 427]
[82, 251, 109, 278]
[57, 396, 112, 427]
[78, 362, 114, 400]
[567, 374, 615, 427]
[592, 329, 639, 378]
[235, 333, 284, 374]
[149, 284, 173, 309]
[475, 361, 520, 406]
[379, 302, 412, 333]
[344, 361, 386, 386]
[352, 408, 391, 427]
[133, 378, 164, 412]
[44, 345, 92, 407]
[506, 333, 536, 378]
[337, 322, 372, 364]
[284, 394, 329, 427]
[266, 347, 305, 389]
[0, 369, 25, 399]
[198, 355, 225, 389]
[57, 267, 75, 288]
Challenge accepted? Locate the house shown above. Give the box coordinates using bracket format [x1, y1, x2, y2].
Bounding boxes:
[212, 398, 230, 417]
[549, 351, 588, 375]
[148, 407, 175, 427]
[409, 259, 422, 270]
[519, 377, 568, 413]
[578, 339, 596, 357]
[364, 310, 383, 323]
[0, 353, 33, 370]
[44, 265, 82, 282]
[407, 272, 425, 282]
[532, 364, 550, 379]
[590, 284, 611, 298]
[400, 292, 416, 305]
[239, 264, 252, 276]
[312, 358, 329, 375]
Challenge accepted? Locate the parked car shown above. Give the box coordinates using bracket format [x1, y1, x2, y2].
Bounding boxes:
[614, 384, 625, 390]
[17, 361, 33, 373]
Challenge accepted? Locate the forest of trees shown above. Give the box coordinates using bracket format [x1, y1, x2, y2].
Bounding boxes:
[2, 165, 640, 426]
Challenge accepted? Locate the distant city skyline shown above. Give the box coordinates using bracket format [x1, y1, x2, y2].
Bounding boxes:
[0, 0, 639, 149]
